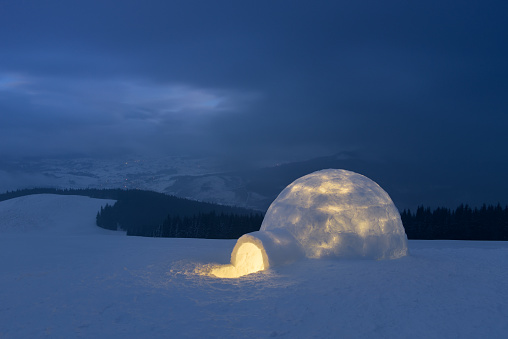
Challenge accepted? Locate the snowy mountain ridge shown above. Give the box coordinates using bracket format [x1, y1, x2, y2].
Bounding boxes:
[2, 152, 508, 214]
[0, 156, 222, 194]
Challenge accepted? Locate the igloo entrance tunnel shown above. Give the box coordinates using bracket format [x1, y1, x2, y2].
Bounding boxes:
[210, 169, 408, 278]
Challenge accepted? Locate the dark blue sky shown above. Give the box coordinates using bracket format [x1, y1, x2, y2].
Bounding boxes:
[1, 1, 507, 183]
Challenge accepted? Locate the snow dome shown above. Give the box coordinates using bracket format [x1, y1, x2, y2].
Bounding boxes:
[211, 169, 408, 278]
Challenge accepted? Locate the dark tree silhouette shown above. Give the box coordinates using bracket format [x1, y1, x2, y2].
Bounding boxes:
[401, 204, 508, 240]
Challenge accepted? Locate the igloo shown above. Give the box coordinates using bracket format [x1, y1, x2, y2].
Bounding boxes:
[210, 169, 408, 278]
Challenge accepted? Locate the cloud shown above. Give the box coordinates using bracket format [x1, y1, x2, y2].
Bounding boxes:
[0, 71, 260, 158]
[0, 0, 506, 169]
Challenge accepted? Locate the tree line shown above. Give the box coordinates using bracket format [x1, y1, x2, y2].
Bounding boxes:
[96, 194, 263, 239]
[155, 212, 262, 239]
[1, 188, 264, 239]
[401, 204, 508, 240]
[2, 188, 508, 240]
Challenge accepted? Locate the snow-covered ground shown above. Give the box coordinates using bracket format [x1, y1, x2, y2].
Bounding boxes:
[0, 195, 507, 338]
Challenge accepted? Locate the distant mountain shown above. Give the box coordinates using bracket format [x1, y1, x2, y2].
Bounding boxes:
[164, 153, 504, 212]
[0, 155, 222, 193]
[163, 154, 414, 211]
[2, 153, 505, 212]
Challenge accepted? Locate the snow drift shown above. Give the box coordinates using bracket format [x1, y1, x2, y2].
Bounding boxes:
[211, 169, 408, 278]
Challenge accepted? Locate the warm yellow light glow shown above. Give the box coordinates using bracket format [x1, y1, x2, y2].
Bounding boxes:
[210, 242, 265, 278]
[318, 204, 346, 214]
[317, 181, 353, 194]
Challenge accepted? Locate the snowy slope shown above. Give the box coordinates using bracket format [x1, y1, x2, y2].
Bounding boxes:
[0, 194, 118, 235]
[0, 195, 507, 338]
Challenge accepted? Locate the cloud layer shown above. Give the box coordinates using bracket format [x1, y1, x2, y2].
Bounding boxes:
[1, 0, 507, 172]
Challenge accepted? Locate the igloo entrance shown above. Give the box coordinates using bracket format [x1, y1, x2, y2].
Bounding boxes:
[210, 242, 265, 278]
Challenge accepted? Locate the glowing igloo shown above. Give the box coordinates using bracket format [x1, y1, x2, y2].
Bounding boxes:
[211, 169, 408, 278]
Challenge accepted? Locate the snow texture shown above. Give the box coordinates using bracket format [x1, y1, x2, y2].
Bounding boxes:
[0, 195, 507, 338]
[260, 169, 408, 260]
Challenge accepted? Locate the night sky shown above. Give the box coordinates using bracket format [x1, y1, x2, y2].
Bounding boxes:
[1, 1, 507, 205]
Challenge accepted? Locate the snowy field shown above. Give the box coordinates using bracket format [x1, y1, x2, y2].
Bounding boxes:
[1, 195, 507, 338]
